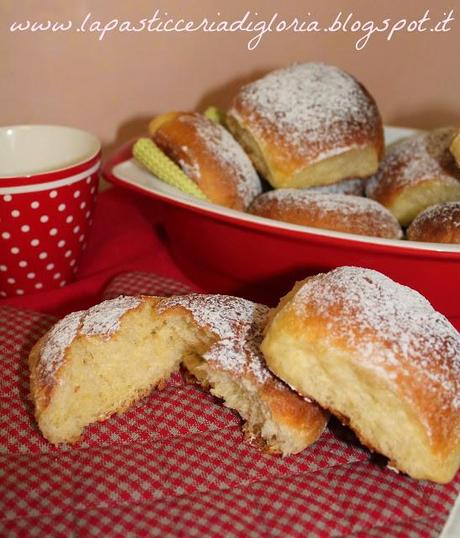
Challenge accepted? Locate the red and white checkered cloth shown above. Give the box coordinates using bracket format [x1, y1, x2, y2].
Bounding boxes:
[1, 272, 459, 537]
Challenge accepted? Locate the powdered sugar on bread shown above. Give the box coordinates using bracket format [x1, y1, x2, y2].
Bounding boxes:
[38, 296, 142, 382]
[292, 267, 460, 415]
[230, 62, 380, 163]
[158, 294, 271, 383]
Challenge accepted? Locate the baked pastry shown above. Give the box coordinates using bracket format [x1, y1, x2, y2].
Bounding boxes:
[30, 294, 327, 453]
[366, 128, 460, 226]
[305, 178, 364, 196]
[261, 266, 460, 483]
[407, 201, 460, 243]
[227, 63, 384, 189]
[156, 294, 327, 454]
[450, 129, 460, 166]
[149, 112, 262, 210]
[29, 296, 179, 444]
[249, 191, 402, 239]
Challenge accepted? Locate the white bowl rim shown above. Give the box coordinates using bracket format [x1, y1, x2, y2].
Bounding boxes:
[0, 124, 101, 179]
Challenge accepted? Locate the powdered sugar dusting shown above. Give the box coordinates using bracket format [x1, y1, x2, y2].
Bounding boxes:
[81, 296, 142, 337]
[158, 294, 270, 383]
[305, 178, 364, 196]
[178, 114, 262, 207]
[230, 63, 379, 163]
[411, 202, 460, 230]
[39, 310, 84, 380]
[292, 267, 460, 416]
[250, 190, 402, 239]
[366, 128, 460, 198]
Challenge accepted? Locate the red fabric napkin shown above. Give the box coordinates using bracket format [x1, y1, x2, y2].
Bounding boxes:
[0, 271, 459, 537]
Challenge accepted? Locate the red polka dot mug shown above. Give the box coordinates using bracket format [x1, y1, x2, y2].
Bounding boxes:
[0, 125, 101, 297]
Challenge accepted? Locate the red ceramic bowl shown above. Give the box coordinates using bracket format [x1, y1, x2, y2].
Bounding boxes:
[103, 127, 460, 320]
[0, 125, 101, 297]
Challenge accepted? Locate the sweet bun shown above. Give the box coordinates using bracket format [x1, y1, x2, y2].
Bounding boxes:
[261, 266, 460, 483]
[305, 178, 364, 196]
[30, 294, 327, 454]
[156, 294, 328, 455]
[29, 296, 177, 444]
[366, 128, 460, 226]
[407, 201, 460, 244]
[450, 129, 460, 166]
[149, 111, 262, 210]
[249, 190, 402, 239]
[227, 63, 384, 189]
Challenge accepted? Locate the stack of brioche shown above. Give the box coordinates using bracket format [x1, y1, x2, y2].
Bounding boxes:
[30, 267, 460, 484]
[140, 63, 460, 244]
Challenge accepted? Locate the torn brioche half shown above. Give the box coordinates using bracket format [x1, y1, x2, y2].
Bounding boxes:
[30, 294, 327, 454]
[155, 294, 328, 455]
[29, 296, 184, 444]
[261, 267, 460, 483]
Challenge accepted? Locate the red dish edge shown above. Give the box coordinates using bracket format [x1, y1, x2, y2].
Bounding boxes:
[102, 141, 460, 262]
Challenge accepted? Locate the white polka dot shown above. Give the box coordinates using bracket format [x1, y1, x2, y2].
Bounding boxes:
[46, 263, 55, 270]
[65, 250, 72, 258]
[69, 259, 76, 267]
[7, 277, 15, 284]
[27, 272, 36, 279]
[73, 190, 80, 198]
[80, 202, 86, 210]
[10, 247, 19, 254]
[16, 289, 24, 295]
[39, 252, 48, 260]
[31, 201, 40, 209]
[21, 224, 30, 232]
[40, 215, 49, 223]
[53, 273, 61, 280]
[58, 203, 66, 212]
[0, 291, 6, 298]
[11, 210, 20, 218]
[73, 226, 80, 234]
[90, 187, 96, 195]
[66, 215, 74, 224]
[19, 261, 27, 268]
[0, 265, 7, 271]
[35, 282, 43, 289]
[57, 240, 66, 248]
[2, 232, 10, 239]
[85, 211, 91, 219]
[31, 239, 39, 246]
[86, 177, 91, 184]
[49, 190, 58, 198]
[79, 234, 85, 242]
[49, 228, 58, 236]
[3, 195, 12, 202]
[59, 280, 67, 287]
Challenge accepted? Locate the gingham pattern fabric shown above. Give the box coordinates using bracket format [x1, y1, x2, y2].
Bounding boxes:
[0, 272, 459, 537]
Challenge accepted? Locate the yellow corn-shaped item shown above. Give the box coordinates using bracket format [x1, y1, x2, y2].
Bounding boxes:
[133, 138, 208, 201]
[204, 106, 227, 126]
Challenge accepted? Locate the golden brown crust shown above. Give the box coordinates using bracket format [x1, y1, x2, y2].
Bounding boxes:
[29, 296, 163, 442]
[227, 63, 383, 188]
[150, 112, 261, 210]
[260, 380, 328, 444]
[261, 267, 460, 482]
[407, 202, 460, 243]
[249, 190, 402, 239]
[366, 128, 460, 226]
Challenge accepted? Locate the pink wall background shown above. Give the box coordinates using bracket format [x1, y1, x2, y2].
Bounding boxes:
[2, 0, 459, 152]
